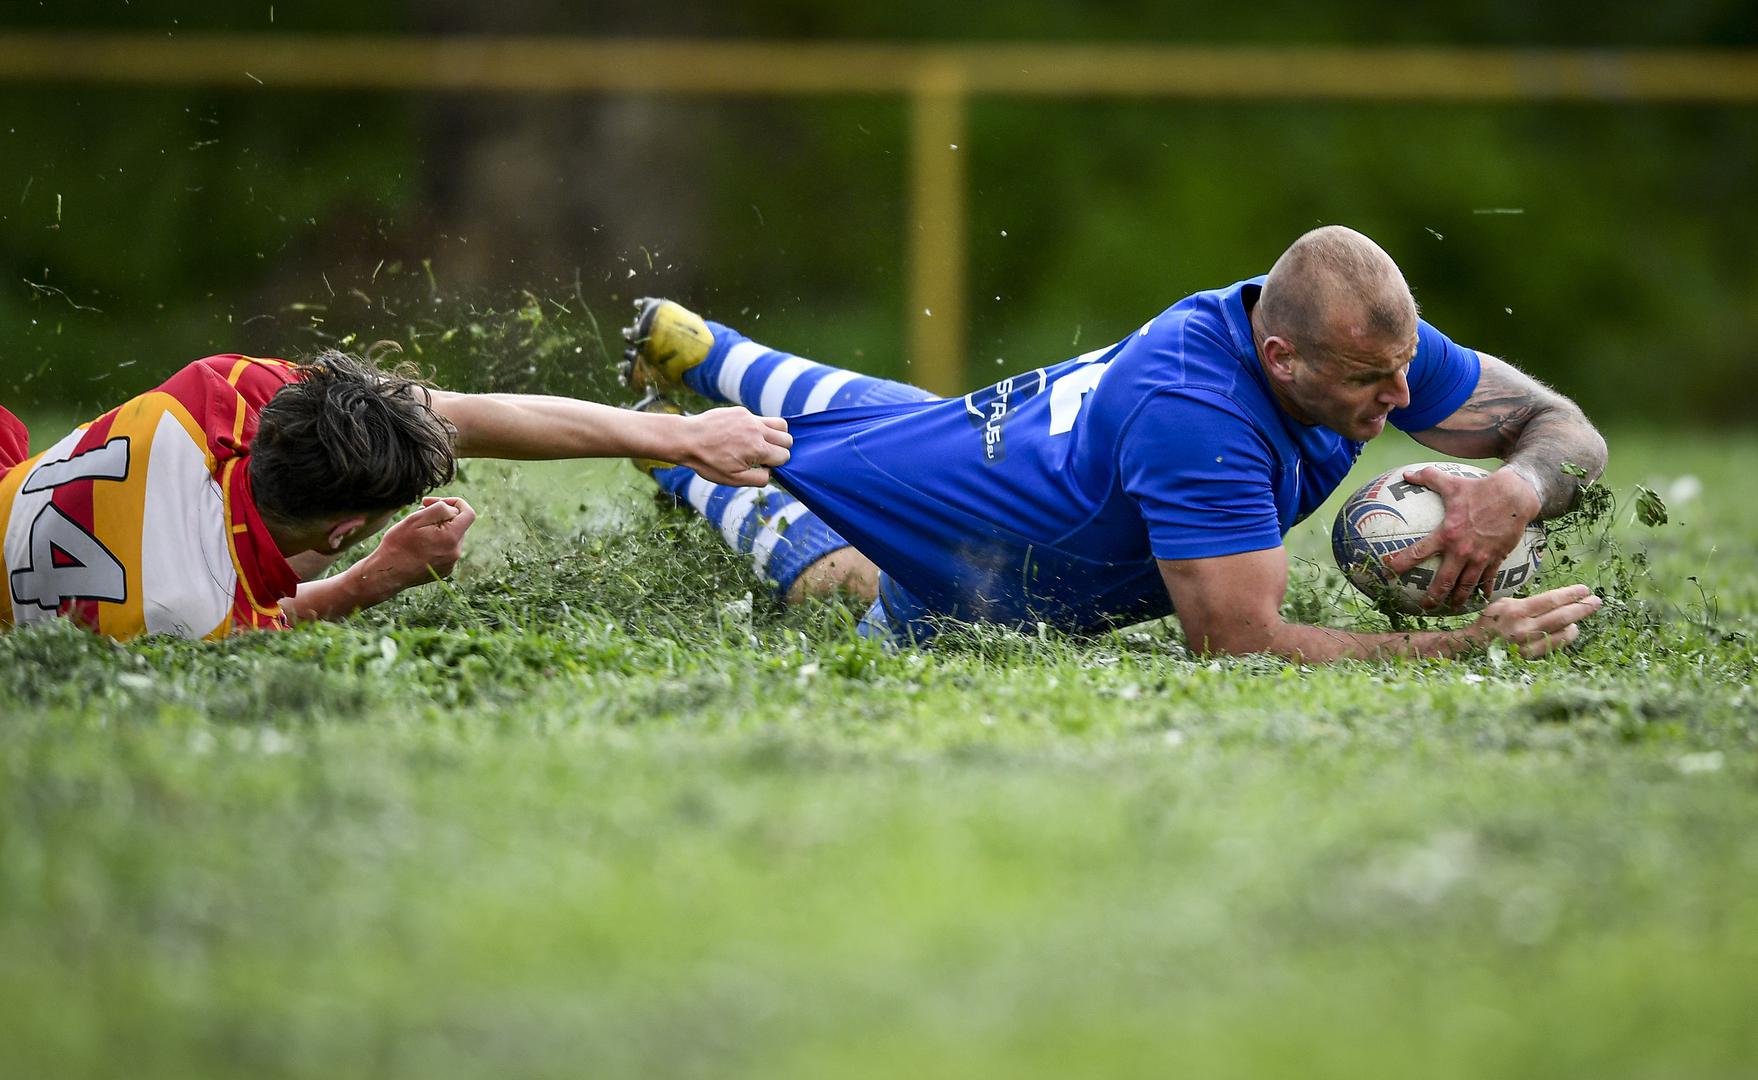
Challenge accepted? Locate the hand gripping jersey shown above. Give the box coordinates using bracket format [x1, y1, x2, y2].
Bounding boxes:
[774, 278, 1481, 634]
[1, 356, 303, 641]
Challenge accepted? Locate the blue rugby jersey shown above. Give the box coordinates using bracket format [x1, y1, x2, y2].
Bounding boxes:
[771, 278, 1481, 632]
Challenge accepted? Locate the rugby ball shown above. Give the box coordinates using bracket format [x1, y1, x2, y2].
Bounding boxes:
[1331, 461, 1544, 616]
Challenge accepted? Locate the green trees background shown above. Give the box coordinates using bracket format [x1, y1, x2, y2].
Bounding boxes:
[2, 2, 1754, 423]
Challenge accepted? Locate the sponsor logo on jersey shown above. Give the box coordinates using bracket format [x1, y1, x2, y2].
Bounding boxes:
[964, 369, 1047, 465]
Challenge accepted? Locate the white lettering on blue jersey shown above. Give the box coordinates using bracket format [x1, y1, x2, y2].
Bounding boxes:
[1047, 358, 1112, 436]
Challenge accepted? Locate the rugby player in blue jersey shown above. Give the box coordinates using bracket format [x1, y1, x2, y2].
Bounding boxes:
[622, 226, 1607, 661]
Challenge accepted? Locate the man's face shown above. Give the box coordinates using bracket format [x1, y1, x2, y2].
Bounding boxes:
[1287, 332, 1417, 442]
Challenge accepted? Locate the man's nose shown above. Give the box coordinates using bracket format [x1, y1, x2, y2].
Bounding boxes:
[1383, 370, 1411, 409]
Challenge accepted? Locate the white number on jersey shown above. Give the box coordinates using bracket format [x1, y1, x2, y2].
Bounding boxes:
[21, 435, 130, 493]
[1047, 359, 1113, 436]
[8, 438, 131, 611]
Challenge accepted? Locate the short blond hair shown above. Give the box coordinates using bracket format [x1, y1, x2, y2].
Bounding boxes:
[1258, 226, 1417, 356]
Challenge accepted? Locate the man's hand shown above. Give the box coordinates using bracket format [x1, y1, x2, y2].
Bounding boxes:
[1467, 584, 1603, 659]
[368, 496, 476, 591]
[1383, 466, 1541, 611]
[1402, 353, 1607, 610]
[675, 407, 793, 487]
[286, 497, 477, 624]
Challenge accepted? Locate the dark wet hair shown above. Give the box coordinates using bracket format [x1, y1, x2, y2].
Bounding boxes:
[249, 350, 457, 526]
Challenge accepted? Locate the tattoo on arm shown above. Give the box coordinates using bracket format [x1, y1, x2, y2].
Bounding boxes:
[1420, 355, 1608, 519]
[1446, 361, 1541, 445]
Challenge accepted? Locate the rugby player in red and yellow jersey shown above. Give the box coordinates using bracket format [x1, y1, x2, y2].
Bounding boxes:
[0, 351, 791, 642]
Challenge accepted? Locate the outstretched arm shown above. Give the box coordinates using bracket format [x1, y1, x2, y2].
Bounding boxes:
[426, 390, 793, 487]
[1160, 547, 1601, 663]
[1387, 354, 1608, 610]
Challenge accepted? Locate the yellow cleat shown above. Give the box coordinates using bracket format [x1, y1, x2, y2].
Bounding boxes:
[620, 297, 713, 398]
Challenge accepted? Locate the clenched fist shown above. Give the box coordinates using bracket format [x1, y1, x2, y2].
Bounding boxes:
[371, 496, 478, 590]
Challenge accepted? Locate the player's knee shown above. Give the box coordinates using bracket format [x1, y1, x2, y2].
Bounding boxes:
[785, 548, 879, 605]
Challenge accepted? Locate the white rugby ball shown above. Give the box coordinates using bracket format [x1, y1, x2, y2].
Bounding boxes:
[1330, 461, 1545, 616]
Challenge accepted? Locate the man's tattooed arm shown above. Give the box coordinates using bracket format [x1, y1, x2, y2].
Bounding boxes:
[1412, 354, 1609, 519]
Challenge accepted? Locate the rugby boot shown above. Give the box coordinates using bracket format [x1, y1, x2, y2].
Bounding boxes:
[620, 297, 713, 398]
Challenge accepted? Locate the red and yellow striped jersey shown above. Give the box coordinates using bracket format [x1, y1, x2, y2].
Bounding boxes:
[1, 356, 304, 641]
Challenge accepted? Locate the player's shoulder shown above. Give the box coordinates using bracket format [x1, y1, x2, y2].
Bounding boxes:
[1182, 276, 1262, 350]
[155, 355, 302, 418]
[1412, 317, 1475, 361]
[1126, 383, 1271, 444]
[1116, 384, 1280, 489]
[157, 354, 299, 392]
[184, 354, 301, 384]
[1104, 280, 1262, 412]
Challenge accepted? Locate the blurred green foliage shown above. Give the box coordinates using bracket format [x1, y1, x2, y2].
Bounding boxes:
[1, 4, 1755, 423]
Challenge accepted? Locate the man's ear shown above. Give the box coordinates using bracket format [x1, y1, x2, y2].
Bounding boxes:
[325, 515, 370, 552]
[1260, 335, 1300, 385]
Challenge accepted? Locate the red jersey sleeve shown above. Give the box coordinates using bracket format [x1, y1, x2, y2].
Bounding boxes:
[0, 405, 27, 471]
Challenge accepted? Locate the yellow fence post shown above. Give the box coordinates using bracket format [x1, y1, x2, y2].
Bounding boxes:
[906, 58, 969, 396]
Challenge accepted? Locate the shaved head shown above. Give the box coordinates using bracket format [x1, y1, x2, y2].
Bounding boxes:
[1257, 226, 1417, 358]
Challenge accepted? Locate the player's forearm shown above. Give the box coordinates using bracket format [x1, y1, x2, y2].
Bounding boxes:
[1502, 402, 1608, 519]
[1429, 356, 1607, 520]
[283, 555, 407, 623]
[1196, 618, 1485, 663]
[432, 391, 683, 461]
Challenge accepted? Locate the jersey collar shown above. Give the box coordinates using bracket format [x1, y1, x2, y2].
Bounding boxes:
[223, 458, 302, 621]
[1219, 275, 1268, 362]
[1223, 276, 1294, 419]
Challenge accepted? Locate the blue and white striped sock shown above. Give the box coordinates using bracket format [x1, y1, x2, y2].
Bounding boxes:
[682, 321, 939, 415]
[650, 464, 851, 600]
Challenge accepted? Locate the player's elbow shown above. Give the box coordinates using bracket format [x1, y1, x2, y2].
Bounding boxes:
[1546, 394, 1608, 482]
[425, 391, 478, 452]
[1176, 611, 1278, 658]
[1581, 426, 1609, 482]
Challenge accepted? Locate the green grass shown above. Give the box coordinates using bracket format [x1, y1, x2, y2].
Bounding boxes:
[2, 427, 1755, 1079]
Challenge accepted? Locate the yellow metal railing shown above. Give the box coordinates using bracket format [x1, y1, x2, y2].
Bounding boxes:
[4, 34, 1756, 391]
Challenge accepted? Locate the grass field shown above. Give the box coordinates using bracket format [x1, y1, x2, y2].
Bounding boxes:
[2, 424, 1754, 1079]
